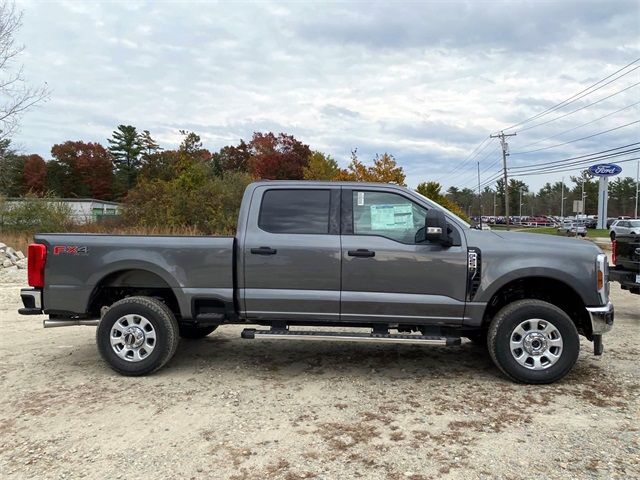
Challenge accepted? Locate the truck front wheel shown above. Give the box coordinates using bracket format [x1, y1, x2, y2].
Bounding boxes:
[96, 296, 180, 376]
[487, 299, 580, 384]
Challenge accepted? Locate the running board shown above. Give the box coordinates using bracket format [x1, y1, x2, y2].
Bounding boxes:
[241, 328, 461, 346]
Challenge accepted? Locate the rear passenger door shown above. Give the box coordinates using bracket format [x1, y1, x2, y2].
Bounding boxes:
[242, 185, 341, 322]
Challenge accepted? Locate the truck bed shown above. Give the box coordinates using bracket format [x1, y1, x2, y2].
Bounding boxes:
[34, 234, 236, 318]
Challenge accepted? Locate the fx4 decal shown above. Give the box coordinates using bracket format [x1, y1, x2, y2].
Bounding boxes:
[53, 245, 89, 255]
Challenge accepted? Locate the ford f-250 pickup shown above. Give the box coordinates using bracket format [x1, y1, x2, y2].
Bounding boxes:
[19, 181, 614, 384]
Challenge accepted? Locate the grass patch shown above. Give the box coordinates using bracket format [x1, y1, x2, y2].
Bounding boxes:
[495, 227, 611, 239]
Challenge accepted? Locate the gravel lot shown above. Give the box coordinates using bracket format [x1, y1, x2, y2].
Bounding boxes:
[1, 268, 638, 480]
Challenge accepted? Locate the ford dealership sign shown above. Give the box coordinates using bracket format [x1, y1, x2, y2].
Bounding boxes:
[588, 163, 622, 176]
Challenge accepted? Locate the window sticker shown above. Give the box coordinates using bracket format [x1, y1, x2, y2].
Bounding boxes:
[370, 204, 413, 230]
[357, 191, 364, 206]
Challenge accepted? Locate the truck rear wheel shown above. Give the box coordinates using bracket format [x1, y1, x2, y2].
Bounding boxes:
[179, 325, 218, 339]
[487, 299, 580, 384]
[96, 296, 180, 376]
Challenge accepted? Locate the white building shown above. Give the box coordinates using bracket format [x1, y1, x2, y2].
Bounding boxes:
[5, 198, 122, 224]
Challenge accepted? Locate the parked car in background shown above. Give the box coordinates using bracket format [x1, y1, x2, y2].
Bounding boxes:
[557, 221, 587, 237]
[610, 219, 640, 240]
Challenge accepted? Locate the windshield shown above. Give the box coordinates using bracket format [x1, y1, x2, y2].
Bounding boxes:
[413, 191, 471, 228]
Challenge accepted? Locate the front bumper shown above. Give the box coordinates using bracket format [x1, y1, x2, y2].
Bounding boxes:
[586, 301, 614, 335]
[19, 288, 43, 315]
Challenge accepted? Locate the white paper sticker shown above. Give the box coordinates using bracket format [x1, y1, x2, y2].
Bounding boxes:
[357, 191, 364, 206]
[370, 204, 413, 230]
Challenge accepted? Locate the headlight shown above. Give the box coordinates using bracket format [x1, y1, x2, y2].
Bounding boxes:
[596, 253, 609, 304]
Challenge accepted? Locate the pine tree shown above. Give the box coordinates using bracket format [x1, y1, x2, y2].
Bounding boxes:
[107, 125, 143, 189]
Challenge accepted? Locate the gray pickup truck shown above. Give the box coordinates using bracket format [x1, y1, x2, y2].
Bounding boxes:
[19, 181, 614, 384]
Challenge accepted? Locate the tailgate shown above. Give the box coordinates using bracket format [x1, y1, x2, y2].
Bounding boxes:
[615, 234, 640, 272]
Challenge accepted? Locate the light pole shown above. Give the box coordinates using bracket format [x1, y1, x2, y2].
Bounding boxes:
[560, 177, 566, 222]
[519, 186, 523, 221]
[635, 160, 639, 219]
[493, 189, 497, 218]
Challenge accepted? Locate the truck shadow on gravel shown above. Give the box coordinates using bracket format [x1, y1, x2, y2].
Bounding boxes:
[168, 335, 506, 381]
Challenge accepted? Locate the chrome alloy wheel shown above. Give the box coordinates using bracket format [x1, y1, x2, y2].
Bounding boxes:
[510, 318, 563, 370]
[110, 314, 156, 362]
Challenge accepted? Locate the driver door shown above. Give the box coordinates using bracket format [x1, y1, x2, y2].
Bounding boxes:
[340, 188, 468, 325]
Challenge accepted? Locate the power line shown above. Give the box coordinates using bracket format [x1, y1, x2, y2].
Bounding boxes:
[510, 156, 640, 178]
[433, 136, 494, 182]
[511, 120, 640, 155]
[500, 57, 640, 132]
[508, 148, 640, 175]
[509, 143, 640, 170]
[448, 144, 500, 187]
[515, 101, 640, 150]
[516, 81, 640, 134]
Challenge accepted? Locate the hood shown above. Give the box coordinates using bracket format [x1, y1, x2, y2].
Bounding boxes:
[467, 229, 603, 255]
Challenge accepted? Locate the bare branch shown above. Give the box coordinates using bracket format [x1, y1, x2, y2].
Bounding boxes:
[0, 1, 49, 141]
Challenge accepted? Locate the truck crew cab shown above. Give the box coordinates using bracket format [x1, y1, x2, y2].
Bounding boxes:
[19, 181, 614, 384]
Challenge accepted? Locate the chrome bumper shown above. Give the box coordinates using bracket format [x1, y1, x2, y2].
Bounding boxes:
[586, 301, 614, 335]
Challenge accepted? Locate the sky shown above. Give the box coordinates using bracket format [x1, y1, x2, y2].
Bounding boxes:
[11, 0, 640, 191]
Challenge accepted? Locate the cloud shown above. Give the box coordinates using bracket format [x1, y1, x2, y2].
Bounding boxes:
[11, 0, 640, 191]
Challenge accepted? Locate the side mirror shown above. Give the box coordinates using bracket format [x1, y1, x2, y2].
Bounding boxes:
[425, 209, 452, 247]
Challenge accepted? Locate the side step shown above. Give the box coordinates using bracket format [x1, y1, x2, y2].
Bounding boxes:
[241, 328, 461, 346]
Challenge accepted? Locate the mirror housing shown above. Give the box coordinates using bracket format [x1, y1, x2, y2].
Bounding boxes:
[425, 209, 452, 247]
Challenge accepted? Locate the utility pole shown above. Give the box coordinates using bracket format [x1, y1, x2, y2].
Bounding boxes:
[490, 131, 517, 229]
[477, 161, 482, 229]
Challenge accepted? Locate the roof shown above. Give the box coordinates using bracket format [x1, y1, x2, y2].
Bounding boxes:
[250, 180, 408, 189]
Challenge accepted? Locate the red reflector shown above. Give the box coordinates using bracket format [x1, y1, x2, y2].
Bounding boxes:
[611, 240, 617, 266]
[28, 244, 47, 288]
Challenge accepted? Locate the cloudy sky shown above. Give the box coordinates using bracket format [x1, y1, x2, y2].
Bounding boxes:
[12, 0, 640, 190]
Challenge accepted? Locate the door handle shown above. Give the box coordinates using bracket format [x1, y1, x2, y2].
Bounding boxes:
[250, 247, 277, 255]
[348, 249, 375, 258]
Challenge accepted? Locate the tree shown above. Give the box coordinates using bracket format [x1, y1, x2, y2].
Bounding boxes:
[338, 150, 406, 185]
[139, 130, 162, 160]
[107, 125, 142, 189]
[22, 154, 45, 195]
[0, 138, 23, 196]
[0, 2, 48, 140]
[302, 151, 339, 180]
[416, 180, 469, 222]
[248, 132, 312, 180]
[211, 140, 251, 177]
[51, 141, 113, 199]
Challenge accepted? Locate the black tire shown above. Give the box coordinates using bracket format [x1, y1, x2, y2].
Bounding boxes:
[96, 296, 180, 376]
[179, 324, 218, 339]
[610, 231, 616, 241]
[487, 299, 580, 384]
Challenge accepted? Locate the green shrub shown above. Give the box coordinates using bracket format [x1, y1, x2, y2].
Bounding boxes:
[0, 194, 73, 232]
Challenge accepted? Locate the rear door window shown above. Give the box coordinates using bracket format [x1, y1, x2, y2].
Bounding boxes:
[259, 189, 331, 234]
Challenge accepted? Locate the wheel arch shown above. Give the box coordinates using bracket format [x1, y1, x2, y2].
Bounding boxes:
[87, 268, 182, 319]
[482, 276, 592, 338]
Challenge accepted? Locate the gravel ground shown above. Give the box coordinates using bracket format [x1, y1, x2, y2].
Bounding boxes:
[0, 269, 638, 480]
